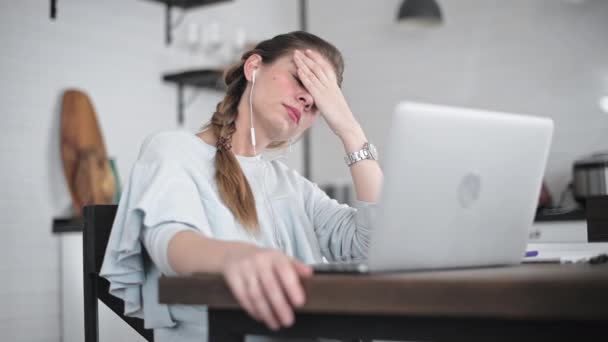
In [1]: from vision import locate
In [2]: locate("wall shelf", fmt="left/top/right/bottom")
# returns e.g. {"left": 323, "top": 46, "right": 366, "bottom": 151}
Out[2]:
{"left": 163, "top": 69, "right": 225, "bottom": 124}
{"left": 144, "top": 0, "right": 230, "bottom": 9}
{"left": 163, "top": 69, "right": 225, "bottom": 88}
{"left": 143, "top": 0, "right": 232, "bottom": 45}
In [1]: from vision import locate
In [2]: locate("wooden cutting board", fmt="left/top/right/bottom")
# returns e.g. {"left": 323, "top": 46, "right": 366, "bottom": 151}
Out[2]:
{"left": 60, "top": 89, "right": 115, "bottom": 217}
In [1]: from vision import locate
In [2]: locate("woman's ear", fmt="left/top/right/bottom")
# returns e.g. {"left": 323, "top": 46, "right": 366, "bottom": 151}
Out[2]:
{"left": 244, "top": 54, "right": 263, "bottom": 82}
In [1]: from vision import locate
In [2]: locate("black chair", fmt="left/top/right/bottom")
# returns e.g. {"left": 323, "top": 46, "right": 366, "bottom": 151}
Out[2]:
{"left": 83, "top": 204, "right": 154, "bottom": 342}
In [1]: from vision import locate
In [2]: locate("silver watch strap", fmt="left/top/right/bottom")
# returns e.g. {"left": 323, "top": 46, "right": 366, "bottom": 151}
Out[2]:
{"left": 344, "top": 143, "right": 372, "bottom": 166}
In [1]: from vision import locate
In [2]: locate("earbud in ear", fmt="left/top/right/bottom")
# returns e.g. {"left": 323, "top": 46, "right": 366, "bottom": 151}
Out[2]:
{"left": 252, "top": 69, "right": 257, "bottom": 84}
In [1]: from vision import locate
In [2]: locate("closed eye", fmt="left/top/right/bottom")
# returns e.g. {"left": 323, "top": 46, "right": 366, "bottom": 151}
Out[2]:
{"left": 292, "top": 73, "right": 317, "bottom": 112}
{"left": 292, "top": 74, "right": 304, "bottom": 87}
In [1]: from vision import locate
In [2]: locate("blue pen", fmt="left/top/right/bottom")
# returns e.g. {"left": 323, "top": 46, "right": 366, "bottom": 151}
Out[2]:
{"left": 525, "top": 250, "right": 538, "bottom": 257}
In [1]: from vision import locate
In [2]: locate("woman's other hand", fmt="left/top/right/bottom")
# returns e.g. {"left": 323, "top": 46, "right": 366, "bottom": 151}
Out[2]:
{"left": 221, "top": 247, "right": 313, "bottom": 331}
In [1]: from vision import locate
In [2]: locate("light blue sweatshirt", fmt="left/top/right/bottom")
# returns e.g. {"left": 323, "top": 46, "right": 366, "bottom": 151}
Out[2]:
{"left": 100, "top": 130, "right": 377, "bottom": 341}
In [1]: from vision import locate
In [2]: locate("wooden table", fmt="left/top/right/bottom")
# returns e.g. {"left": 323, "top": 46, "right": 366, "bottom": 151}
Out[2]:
{"left": 159, "top": 264, "right": 608, "bottom": 341}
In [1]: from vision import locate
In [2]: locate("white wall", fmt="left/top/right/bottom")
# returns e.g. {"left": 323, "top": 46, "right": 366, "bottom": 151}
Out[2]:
{"left": 307, "top": 0, "right": 608, "bottom": 201}
{"left": 0, "top": 0, "right": 298, "bottom": 341}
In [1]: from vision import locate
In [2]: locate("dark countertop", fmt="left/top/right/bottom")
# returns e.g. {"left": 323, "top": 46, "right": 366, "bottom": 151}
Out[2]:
{"left": 534, "top": 207, "right": 586, "bottom": 222}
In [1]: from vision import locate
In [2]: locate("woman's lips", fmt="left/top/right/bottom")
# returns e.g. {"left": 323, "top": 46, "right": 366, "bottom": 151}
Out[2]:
{"left": 284, "top": 104, "right": 301, "bottom": 124}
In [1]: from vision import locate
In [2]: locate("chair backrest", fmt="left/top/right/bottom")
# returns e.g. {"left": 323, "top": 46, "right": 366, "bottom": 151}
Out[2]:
{"left": 83, "top": 204, "right": 154, "bottom": 342}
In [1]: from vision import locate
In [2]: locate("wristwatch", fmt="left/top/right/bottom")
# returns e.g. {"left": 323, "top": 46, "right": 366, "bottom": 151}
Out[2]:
{"left": 344, "top": 142, "right": 379, "bottom": 166}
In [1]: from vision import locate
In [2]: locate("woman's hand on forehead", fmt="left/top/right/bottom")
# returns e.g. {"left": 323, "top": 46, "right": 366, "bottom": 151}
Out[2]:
{"left": 293, "top": 49, "right": 358, "bottom": 138}
{"left": 296, "top": 49, "right": 337, "bottom": 84}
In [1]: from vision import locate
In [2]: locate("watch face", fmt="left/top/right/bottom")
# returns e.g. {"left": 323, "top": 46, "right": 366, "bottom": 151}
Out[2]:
{"left": 368, "top": 143, "right": 378, "bottom": 160}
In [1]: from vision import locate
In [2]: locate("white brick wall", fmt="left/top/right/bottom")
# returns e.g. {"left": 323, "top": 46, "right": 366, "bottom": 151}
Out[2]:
{"left": 0, "top": 0, "right": 298, "bottom": 341}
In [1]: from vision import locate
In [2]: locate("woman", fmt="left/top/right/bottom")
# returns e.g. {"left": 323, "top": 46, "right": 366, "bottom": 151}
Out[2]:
{"left": 101, "top": 31, "right": 383, "bottom": 341}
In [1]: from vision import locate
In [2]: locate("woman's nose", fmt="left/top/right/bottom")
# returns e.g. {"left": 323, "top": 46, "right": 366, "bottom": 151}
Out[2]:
{"left": 298, "top": 94, "right": 313, "bottom": 111}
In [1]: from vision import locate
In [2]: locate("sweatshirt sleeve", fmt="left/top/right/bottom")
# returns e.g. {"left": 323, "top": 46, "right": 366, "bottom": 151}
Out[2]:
{"left": 100, "top": 132, "right": 212, "bottom": 324}
{"left": 299, "top": 176, "right": 378, "bottom": 262}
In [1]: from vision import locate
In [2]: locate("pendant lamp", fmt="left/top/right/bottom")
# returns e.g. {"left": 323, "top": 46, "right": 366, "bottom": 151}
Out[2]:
{"left": 397, "top": 0, "right": 443, "bottom": 26}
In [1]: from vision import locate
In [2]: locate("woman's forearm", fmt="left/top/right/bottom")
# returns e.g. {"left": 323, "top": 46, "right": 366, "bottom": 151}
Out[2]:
{"left": 167, "top": 230, "right": 259, "bottom": 275}
{"left": 339, "top": 123, "right": 384, "bottom": 203}
{"left": 167, "top": 230, "right": 313, "bottom": 332}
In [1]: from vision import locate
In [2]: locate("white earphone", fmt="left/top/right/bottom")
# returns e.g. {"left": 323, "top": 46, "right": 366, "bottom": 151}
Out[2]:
{"left": 249, "top": 69, "right": 257, "bottom": 155}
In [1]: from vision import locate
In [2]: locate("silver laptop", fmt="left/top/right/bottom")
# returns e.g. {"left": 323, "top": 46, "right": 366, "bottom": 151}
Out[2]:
{"left": 314, "top": 101, "right": 554, "bottom": 273}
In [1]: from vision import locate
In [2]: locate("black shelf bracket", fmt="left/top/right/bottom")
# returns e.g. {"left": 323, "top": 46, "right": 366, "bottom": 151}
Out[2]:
{"left": 166, "top": 3, "right": 172, "bottom": 45}
{"left": 163, "top": 69, "right": 225, "bottom": 125}
{"left": 164, "top": 3, "right": 187, "bottom": 46}
{"left": 177, "top": 83, "right": 185, "bottom": 124}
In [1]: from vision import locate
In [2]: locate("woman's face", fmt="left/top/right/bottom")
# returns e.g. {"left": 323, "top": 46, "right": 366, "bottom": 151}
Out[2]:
{"left": 247, "top": 52, "right": 327, "bottom": 142}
